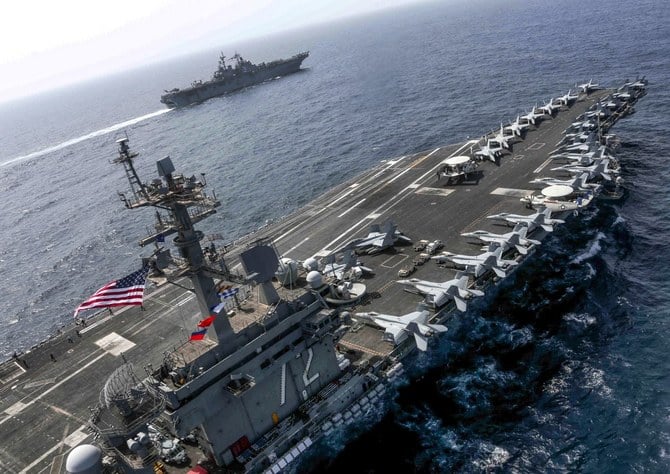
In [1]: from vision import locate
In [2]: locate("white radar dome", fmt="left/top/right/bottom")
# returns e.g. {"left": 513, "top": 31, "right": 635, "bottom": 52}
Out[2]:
{"left": 306, "top": 271, "right": 323, "bottom": 289}
{"left": 65, "top": 444, "right": 102, "bottom": 474}
{"left": 276, "top": 258, "right": 299, "bottom": 286}
{"left": 303, "top": 257, "right": 319, "bottom": 272}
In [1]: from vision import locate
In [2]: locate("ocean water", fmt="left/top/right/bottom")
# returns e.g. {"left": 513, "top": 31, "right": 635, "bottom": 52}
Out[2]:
{"left": 1, "top": 0, "right": 669, "bottom": 471}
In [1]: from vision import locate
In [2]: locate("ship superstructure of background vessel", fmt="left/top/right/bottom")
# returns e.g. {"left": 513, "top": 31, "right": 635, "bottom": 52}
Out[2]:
{"left": 0, "top": 78, "right": 647, "bottom": 474}
{"left": 160, "top": 51, "right": 309, "bottom": 108}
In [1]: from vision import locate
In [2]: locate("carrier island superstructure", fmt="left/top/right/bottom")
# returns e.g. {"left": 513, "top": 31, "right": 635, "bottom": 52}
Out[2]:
{"left": 0, "top": 78, "right": 647, "bottom": 474}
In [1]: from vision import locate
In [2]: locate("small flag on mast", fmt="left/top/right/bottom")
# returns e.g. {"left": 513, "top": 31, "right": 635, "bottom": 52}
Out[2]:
{"left": 190, "top": 314, "right": 216, "bottom": 341}
{"left": 197, "top": 316, "right": 216, "bottom": 328}
{"left": 219, "top": 287, "right": 239, "bottom": 299}
{"left": 189, "top": 328, "right": 207, "bottom": 341}
{"left": 74, "top": 266, "right": 150, "bottom": 317}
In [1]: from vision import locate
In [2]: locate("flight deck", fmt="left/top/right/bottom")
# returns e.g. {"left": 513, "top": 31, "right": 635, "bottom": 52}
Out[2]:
{"left": 0, "top": 87, "right": 631, "bottom": 473}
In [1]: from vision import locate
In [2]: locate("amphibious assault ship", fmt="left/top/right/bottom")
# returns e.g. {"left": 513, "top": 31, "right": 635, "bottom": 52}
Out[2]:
{"left": 160, "top": 51, "right": 309, "bottom": 108}
{"left": 0, "top": 78, "right": 647, "bottom": 474}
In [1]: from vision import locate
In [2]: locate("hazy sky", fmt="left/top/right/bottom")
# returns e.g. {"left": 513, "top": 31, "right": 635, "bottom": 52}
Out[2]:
{"left": 0, "top": 0, "right": 425, "bottom": 104}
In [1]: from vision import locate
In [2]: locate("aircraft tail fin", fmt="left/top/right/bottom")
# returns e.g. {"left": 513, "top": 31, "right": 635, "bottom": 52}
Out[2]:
{"left": 492, "top": 266, "right": 507, "bottom": 278}
{"left": 407, "top": 322, "right": 428, "bottom": 351}
{"left": 407, "top": 321, "right": 447, "bottom": 351}
{"left": 453, "top": 295, "right": 467, "bottom": 312}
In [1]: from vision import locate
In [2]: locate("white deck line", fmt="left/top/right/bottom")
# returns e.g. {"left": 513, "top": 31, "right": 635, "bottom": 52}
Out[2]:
{"left": 318, "top": 142, "right": 477, "bottom": 253}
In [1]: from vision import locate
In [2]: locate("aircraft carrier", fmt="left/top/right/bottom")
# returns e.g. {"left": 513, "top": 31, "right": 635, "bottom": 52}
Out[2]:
{"left": 0, "top": 79, "right": 646, "bottom": 474}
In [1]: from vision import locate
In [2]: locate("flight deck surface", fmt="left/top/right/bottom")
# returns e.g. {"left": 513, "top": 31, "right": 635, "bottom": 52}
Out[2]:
{"left": 0, "top": 90, "right": 611, "bottom": 473}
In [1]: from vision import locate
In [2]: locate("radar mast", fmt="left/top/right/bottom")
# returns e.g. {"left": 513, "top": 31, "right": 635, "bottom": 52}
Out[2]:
{"left": 113, "top": 137, "right": 236, "bottom": 350}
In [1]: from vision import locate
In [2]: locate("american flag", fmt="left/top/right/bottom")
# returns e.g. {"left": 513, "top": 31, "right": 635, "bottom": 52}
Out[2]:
{"left": 74, "top": 266, "right": 150, "bottom": 317}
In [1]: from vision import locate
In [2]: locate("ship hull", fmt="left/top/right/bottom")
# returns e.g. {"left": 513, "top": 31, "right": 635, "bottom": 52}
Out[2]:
{"left": 160, "top": 53, "right": 308, "bottom": 108}
{"left": 0, "top": 81, "right": 646, "bottom": 474}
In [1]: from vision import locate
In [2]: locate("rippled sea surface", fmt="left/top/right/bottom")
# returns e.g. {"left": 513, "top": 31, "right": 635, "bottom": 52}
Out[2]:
{"left": 1, "top": 0, "right": 668, "bottom": 471}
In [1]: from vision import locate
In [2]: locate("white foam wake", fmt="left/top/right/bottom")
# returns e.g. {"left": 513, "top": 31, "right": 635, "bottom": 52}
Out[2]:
{"left": 1, "top": 108, "right": 171, "bottom": 168}
{"left": 570, "top": 232, "right": 606, "bottom": 264}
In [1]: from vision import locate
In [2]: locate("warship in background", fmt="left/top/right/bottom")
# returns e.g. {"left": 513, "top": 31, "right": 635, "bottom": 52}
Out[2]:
{"left": 0, "top": 78, "right": 647, "bottom": 474}
{"left": 160, "top": 51, "right": 309, "bottom": 108}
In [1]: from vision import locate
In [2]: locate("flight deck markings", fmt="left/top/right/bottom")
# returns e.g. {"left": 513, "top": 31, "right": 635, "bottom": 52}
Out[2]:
{"left": 176, "top": 294, "right": 196, "bottom": 306}
{"left": 338, "top": 199, "right": 366, "bottom": 218}
{"left": 415, "top": 187, "right": 454, "bottom": 197}
{"left": 95, "top": 332, "right": 135, "bottom": 356}
{"left": 381, "top": 253, "right": 408, "bottom": 269}
{"left": 491, "top": 188, "right": 534, "bottom": 198}
{"left": 0, "top": 352, "right": 107, "bottom": 427}
{"left": 388, "top": 167, "right": 413, "bottom": 184}
{"left": 318, "top": 142, "right": 476, "bottom": 253}
{"left": 399, "top": 148, "right": 441, "bottom": 173}
{"left": 19, "top": 425, "right": 90, "bottom": 474}
{"left": 284, "top": 237, "right": 310, "bottom": 255}
{"left": 525, "top": 142, "right": 546, "bottom": 150}
{"left": 22, "top": 377, "right": 56, "bottom": 389}
{"left": 4, "top": 401, "right": 26, "bottom": 416}
{"left": 326, "top": 189, "right": 356, "bottom": 208}
{"left": 533, "top": 158, "right": 553, "bottom": 174}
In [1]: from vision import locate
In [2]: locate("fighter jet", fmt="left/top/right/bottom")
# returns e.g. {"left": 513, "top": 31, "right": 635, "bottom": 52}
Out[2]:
{"left": 619, "top": 76, "right": 647, "bottom": 91}
{"left": 503, "top": 116, "right": 530, "bottom": 137}
{"left": 551, "top": 135, "right": 598, "bottom": 155}
{"left": 343, "top": 220, "right": 412, "bottom": 254}
{"left": 432, "top": 246, "right": 518, "bottom": 278}
{"left": 461, "top": 224, "right": 541, "bottom": 256}
{"left": 554, "top": 129, "right": 594, "bottom": 148}
{"left": 487, "top": 208, "right": 565, "bottom": 233}
{"left": 553, "top": 89, "right": 579, "bottom": 107}
{"left": 353, "top": 310, "right": 447, "bottom": 351}
{"left": 396, "top": 275, "right": 484, "bottom": 312}
{"left": 474, "top": 139, "right": 505, "bottom": 163}
{"left": 551, "top": 157, "right": 618, "bottom": 181}
{"left": 537, "top": 98, "right": 559, "bottom": 117}
{"left": 494, "top": 123, "right": 520, "bottom": 148}
{"left": 530, "top": 173, "right": 602, "bottom": 193}
{"left": 577, "top": 79, "right": 600, "bottom": 94}
{"left": 564, "top": 118, "right": 596, "bottom": 134}
{"left": 520, "top": 106, "right": 545, "bottom": 126}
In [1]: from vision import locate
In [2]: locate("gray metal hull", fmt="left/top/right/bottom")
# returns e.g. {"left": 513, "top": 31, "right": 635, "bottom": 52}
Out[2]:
{"left": 160, "top": 53, "right": 308, "bottom": 108}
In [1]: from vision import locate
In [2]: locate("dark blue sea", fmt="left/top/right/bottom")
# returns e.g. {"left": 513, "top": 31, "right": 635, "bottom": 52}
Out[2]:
{"left": 1, "top": 0, "right": 668, "bottom": 471}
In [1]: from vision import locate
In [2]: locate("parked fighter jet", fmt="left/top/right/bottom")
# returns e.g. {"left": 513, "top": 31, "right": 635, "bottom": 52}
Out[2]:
{"left": 554, "top": 89, "right": 579, "bottom": 107}
{"left": 461, "top": 224, "right": 541, "bottom": 255}
{"left": 343, "top": 220, "right": 412, "bottom": 254}
{"left": 353, "top": 310, "right": 447, "bottom": 351}
{"left": 537, "top": 98, "right": 559, "bottom": 117}
{"left": 494, "top": 123, "right": 520, "bottom": 148}
{"left": 487, "top": 208, "right": 565, "bottom": 233}
{"left": 520, "top": 106, "right": 545, "bottom": 126}
{"left": 503, "top": 116, "right": 530, "bottom": 137}
{"left": 396, "top": 275, "right": 484, "bottom": 311}
{"left": 432, "top": 246, "right": 518, "bottom": 278}
{"left": 474, "top": 139, "right": 505, "bottom": 162}
{"left": 551, "top": 135, "right": 598, "bottom": 155}
{"left": 530, "top": 173, "right": 601, "bottom": 192}
{"left": 577, "top": 79, "right": 600, "bottom": 94}
{"left": 551, "top": 157, "right": 618, "bottom": 181}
